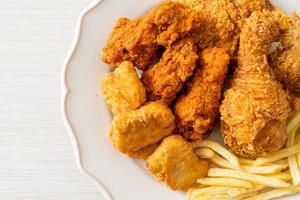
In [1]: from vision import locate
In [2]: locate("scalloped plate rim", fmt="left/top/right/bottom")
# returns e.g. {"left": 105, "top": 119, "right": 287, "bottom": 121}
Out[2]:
{"left": 61, "top": 0, "right": 113, "bottom": 199}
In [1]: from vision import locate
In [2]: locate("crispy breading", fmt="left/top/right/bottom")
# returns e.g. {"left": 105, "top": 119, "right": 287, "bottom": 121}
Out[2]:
{"left": 109, "top": 102, "right": 175, "bottom": 154}
{"left": 147, "top": 135, "right": 209, "bottom": 190}
{"left": 101, "top": 61, "right": 146, "bottom": 115}
{"left": 175, "top": 48, "right": 229, "bottom": 141}
{"left": 173, "top": 0, "right": 273, "bottom": 57}
{"left": 270, "top": 13, "right": 300, "bottom": 96}
{"left": 127, "top": 143, "right": 159, "bottom": 160}
{"left": 102, "top": 2, "right": 202, "bottom": 70}
{"left": 141, "top": 38, "right": 198, "bottom": 104}
{"left": 220, "top": 11, "right": 292, "bottom": 158}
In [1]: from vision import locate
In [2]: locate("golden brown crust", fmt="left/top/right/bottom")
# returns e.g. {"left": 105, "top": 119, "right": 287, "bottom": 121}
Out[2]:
{"left": 141, "top": 38, "right": 198, "bottom": 104}
{"left": 175, "top": 48, "right": 230, "bottom": 141}
{"left": 270, "top": 13, "right": 300, "bottom": 96}
{"left": 101, "top": 61, "right": 146, "bottom": 115}
{"left": 102, "top": 2, "right": 202, "bottom": 70}
{"left": 174, "top": 0, "right": 273, "bottom": 58}
{"left": 147, "top": 135, "right": 209, "bottom": 190}
{"left": 220, "top": 11, "right": 292, "bottom": 158}
{"left": 127, "top": 143, "right": 159, "bottom": 160}
{"left": 109, "top": 102, "right": 175, "bottom": 154}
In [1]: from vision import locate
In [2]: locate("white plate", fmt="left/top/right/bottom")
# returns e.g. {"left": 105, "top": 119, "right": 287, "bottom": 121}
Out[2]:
{"left": 62, "top": 0, "right": 300, "bottom": 199}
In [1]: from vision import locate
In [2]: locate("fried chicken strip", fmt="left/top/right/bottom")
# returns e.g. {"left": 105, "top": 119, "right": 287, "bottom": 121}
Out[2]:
{"left": 147, "top": 135, "right": 209, "bottom": 190}
{"left": 175, "top": 48, "right": 230, "bottom": 141}
{"left": 220, "top": 11, "right": 292, "bottom": 158}
{"left": 102, "top": 2, "right": 202, "bottom": 70}
{"left": 141, "top": 38, "right": 198, "bottom": 104}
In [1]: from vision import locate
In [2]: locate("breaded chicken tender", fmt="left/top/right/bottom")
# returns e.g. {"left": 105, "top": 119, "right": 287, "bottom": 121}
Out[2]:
{"left": 102, "top": 2, "right": 202, "bottom": 70}
{"left": 141, "top": 38, "right": 198, "bottom": 104}
{"left": 270, "top": 13, "right": 300, "bottom": 95}
{"left": 109, "top": 102, "right": 175, "bottom": 154}
{"left": 175, "top": 48, "right": 230, "bottom": 141}
{"left": 147, "top": 135, "right": 209, "bottom": 190}
{"left": 220, "top": 11, "right": 292, "bottom": 158}
{"left": 101, "top": 61, "right": 146, "bottom": 115}
{"left": 127, "top": 143, "right": 159, "bottom": 160}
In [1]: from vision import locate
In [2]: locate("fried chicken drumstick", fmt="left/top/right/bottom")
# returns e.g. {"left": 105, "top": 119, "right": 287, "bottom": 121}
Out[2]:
{"left": 220, "top": 11, "right": 292, "bottom": 158}
{"left": 102, "top": 2, "right": 202, "bottom": 70}
{"left": 175, "top": 48, "right": 230, "bottom": 141}
{"left": 270, "top": 13, "right": 300, "bottom": 96}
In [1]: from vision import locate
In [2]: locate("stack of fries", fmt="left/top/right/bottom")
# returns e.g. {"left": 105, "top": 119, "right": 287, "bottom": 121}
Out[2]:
{"left": 188, "top": 111, "right": 300, "bottom": 200}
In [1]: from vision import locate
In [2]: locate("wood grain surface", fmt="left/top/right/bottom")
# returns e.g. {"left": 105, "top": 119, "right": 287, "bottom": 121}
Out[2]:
{"left": 0, "top": 1, "right": 104, "bottom": 199}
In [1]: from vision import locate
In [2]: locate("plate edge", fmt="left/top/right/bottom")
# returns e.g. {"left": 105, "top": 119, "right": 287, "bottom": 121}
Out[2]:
{"left": 61, "top": 0, "right": 113, "bottom": 199}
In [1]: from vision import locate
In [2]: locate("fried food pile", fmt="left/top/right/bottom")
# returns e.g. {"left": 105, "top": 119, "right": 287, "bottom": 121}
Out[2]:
{"left": 101, "top": 0, "right": 300, "bottom": 195}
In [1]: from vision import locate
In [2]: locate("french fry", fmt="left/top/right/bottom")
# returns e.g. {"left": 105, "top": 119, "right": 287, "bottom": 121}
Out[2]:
{"left": 287, "top": 126, "right": 300, "bottom": 185}
{"left": 227, "top": 187, "right": 254, "bottom": 197}
{"left": 239, "top": 158, "right": 255, "bottom": 165}
{"left": 267, "top": 171, "right": 292, "bottom": 182}
{"left": 187, "top": 186, "right": 232, "bottom": 196}
{"left": 197, "top": 177, "right": 253, "bottom": 188}
{"left": 210, "top": 155, "right": 234, "bottom": 169}
{"left": 287, "top": 111, "right": 300, "bottom": 134}
{"left": 244, "top": 186, "right": 300, "bottom": 200}
{"left": 242, "top": 164, "right": 288, "bottom": 174}
{"left": 208, "top": 168, "right": 290, "bottom": 188}
{"left": 232, "top": 191, "right": 258, "bottom": 200}
{"left": 253, "top": 144, "right": 300, "bottom": 165}
{"left": 211, "top": 155, "right": 287, "bottom": 174}
{"left": 194, "top": 148, "right": 216, "bottom": 159}
{"left": 192, "top": 140, "right": 240, "bottom": 168}
{"left": 187, "top": 193, "right": 231, "bottom": 200}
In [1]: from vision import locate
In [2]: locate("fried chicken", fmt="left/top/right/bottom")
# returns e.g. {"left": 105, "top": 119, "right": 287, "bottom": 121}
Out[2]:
{"left": 173, "top": 0, "right": 273, "bottom": 57}
{"left": 109, "top": 102, "right": 175, "bottom": 154}
{"left": 220, "top": 11, "right": 292, "bottom": 158}
{"left": 127, "top": 143, "right": 159, "bottom": 160}
{"left": 101, "top": 61, "right": 146, "bottom": 115}
{"left": 147, "top": 135, "right": 209, "bottom": 190}
{"left": 270, "top": 13, "right": 300, "bottom": 96}
{"left": 102, "top": 2, "right": 202, "bottom": 70}
{"left": 175, "top": 48, "right": 230, "bottom": 141}
{"left": 141, "top": 38, "right": 198, "bottom": 104}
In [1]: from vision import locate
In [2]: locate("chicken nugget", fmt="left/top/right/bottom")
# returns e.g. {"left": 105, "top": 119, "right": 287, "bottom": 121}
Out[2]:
{"left": 101, "top": 61, "right": 146, "bottom": 115}
{"left": 109, "top": 102, "right": 175, "bottom": 154}
{"left": 147, "top": 135, "right": 209, "bottom": 190}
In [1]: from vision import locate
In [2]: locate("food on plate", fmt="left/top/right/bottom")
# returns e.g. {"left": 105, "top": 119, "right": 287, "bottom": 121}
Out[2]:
{"left": 174, "top": 48, "right": 229, "bottom": 141}
{"left": 102, "top": 2, "right": 202, "bottom": 70}
{"left": 173, "top": 0, "right": 273, "bottom": 57}
{"left": 109, "top": 101, "right": 175, "bottom": 154}
{"left": 193, "top": 140, "right": 240, "bottom": 169}
{"left": 101, "top": 61, "right": 146, "bottom": 115}
{"left": 197, "top": 177, "right": 253, "bottom": 188}
{"left": 189, "top": 111, "right": 300, "bottom": 200}
{"left": 270, "top": 13, "right": 300, "bottom": 95}
{"left": 100, "top": 0, "right": 300, "bottom": 199}
{"left": 220, "top": 11, "right": 292, "bottom": 158}
{"left": 126, "top": 143, "right": 159, "bottom": 160}
{"left": 147, "top": 135, "right": 209, "bottom": 190}
{"left": 141, "top": 38, "right": 198, "bottom": 104}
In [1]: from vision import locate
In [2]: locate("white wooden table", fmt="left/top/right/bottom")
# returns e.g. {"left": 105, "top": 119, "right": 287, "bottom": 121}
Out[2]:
{"left": 0, "top": 1, "right": 103, "bottom": 199}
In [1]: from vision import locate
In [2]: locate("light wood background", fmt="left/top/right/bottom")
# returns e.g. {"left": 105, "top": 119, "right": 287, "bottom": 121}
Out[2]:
{"left": 0, "top": 1, "right": 103, "bottom": 199}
